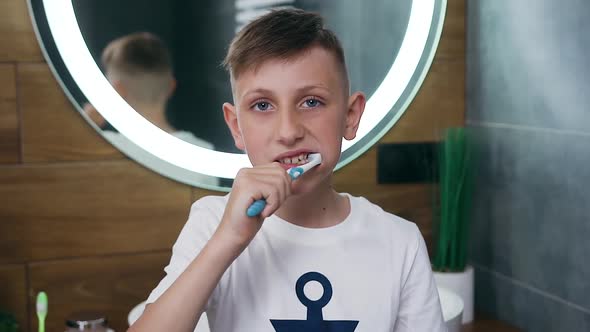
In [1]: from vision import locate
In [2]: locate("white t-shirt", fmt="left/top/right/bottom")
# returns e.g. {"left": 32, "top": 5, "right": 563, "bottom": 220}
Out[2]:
{"left": 147, "top": 194, "right": 446, "bottom": 332}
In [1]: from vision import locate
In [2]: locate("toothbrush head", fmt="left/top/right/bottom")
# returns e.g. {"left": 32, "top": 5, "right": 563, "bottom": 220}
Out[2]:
{"left": 36, "top": 291, "right": 48, "bottom": 318}
{"left": 307, "top": 153, "right": 322, "bottom": 164}
{"left": 288, "top": 153, "right": 322, "bottom": 180}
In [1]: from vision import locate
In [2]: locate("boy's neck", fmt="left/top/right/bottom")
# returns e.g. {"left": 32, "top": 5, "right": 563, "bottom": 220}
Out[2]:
{"left": 274, "top": 180, "right": 350, "bottom": 229}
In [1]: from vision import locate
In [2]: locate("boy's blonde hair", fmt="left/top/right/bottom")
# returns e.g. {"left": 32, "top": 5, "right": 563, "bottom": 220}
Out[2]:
{"left": 101, "top": 32, "right": 173, "bottom": 104}
{"left": 223, "top": 8, "right": 349, "bottom": 89}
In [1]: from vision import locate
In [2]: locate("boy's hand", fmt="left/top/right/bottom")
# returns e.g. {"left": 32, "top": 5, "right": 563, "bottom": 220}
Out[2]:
{"left": 218, "top": 162, "right": 292, "bottom": 249}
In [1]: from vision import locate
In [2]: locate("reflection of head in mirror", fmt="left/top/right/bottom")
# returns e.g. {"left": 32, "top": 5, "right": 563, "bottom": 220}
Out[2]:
{"left": 85, "top": 33, "right": 216, "bottom": 187}
{"left": 84, "top": 32, "right": 176, "bottom": 133}
{"left": 132, "top": 9, "right": 445, "bottom": 332}
{"left": 85, "top": 32, "right": 213, "bottom": 149}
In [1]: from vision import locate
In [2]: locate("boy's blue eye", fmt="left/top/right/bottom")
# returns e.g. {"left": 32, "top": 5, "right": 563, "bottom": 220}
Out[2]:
{"left": 304, "top": 98, "right": 322, "bottom": 108}
{"left": 254, "top": 102, "right": 271, "bottom": 111}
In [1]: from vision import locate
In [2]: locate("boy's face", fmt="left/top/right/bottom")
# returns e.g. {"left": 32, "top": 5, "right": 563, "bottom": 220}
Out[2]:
{"left": 223, "top": 46, "right": 365, "bottom": 193}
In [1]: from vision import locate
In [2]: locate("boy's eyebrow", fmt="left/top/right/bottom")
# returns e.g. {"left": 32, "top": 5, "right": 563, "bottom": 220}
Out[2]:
{"left": 240, "top": 88, "right": 275, "bottom": 100}
{"left": 241, "top": 85, "right": 331, "bottom": 100}
{"left": 295, "top": 84, "right": 331, "bottom": 94}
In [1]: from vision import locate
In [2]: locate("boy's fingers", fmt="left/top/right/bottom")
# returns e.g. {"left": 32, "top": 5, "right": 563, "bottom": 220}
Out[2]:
{"left": 249, "top": 164, "right": 292, "bottom": 195}
{"left": 235, "top": 162, "right": 293, "bottom": 218}
{"left": 259, "top": 189, "right": 282, "bottom": 218}
{"left": 272, "top": 169, "right": 292, "bottom": 208}
{"left": 280, "top": 171, "right": 291, "bottom": 203}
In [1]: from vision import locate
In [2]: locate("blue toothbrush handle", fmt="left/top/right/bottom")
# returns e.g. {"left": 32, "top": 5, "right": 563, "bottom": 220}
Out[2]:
{"left": 246, "top": 199, "right": 267, "bottom": 217}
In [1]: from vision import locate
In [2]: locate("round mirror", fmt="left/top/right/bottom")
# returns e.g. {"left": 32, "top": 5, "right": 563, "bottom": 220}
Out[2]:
{"left": 28, "top": 0, "right": 446, "bottom": 191}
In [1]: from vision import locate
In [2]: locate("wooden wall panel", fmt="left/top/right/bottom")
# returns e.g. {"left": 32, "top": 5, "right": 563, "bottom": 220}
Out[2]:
{"left": 0, "top": 0, "right": 43, "bottom": 62}
{"left": 0, "top": 161, "right": 192, "bottom": 263}
{"left": 382, "top": 59, "right": 465, "bottom": 143}
{"left": 19, "top": 64, "right": 124, "bottom": 162}
{"left": 28, "top": 252, "right": 170, "bottom": 332}
{"left": 0, "top": 264, "right": 28, "bottom": 332}
{"left": 436, "top": 0, "right": 466, "bottom": 60}
{"left": 0, "top": 64, "right": 19, "bottom": 163}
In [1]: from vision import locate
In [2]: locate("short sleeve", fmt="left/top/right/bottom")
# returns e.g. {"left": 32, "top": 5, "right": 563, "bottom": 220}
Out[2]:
{"left": 145, "top": 197, "right": 224, "bottom": 311}
{"left": 393, "top": 225, "right": 447, "bottom": 332}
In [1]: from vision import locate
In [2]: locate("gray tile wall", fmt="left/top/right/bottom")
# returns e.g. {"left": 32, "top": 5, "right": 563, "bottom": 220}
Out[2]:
{"left": 466, "top": 0, "right": 590, "bottom": 331}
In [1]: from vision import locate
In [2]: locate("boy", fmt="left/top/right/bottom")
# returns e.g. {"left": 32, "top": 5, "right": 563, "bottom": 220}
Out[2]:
{"left": 130, "top": 9, "right": 446, "bottom": 332}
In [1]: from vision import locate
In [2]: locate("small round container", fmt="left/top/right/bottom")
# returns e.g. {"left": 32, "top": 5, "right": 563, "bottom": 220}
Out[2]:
{"left": 64, "top": 312, "right": 114, "bottom": 332}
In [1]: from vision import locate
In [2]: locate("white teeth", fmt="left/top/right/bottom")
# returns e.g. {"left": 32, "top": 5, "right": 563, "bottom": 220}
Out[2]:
{"left": 280, "top": 153, "right": 309, "bottom": 165}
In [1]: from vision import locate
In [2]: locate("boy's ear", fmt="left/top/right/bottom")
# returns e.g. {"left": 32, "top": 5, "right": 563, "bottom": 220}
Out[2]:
{"left": 222, "top": 102, "right": 246, "bottom": 151}
{"left": 343, "top": 91, "right": 366, "bottom": 140}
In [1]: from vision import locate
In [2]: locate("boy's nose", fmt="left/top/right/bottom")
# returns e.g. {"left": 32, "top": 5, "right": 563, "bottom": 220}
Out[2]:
{"left": 275, "top": 109, "right": 304, "bottom": 146}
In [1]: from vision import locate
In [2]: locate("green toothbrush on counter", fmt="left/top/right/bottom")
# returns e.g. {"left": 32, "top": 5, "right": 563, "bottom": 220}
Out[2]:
{"left": 36, "top": 291, "right": 47, "bottom": 332}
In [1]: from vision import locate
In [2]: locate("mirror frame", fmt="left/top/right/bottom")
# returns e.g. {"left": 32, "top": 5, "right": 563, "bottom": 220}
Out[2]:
{"left": 28, "top": 0, "right": 446, "bottom": 191}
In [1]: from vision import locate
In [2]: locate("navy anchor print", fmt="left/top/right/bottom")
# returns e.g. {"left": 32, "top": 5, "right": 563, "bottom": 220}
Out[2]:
{"left": 270, "top": 272, "right": 359, "bottom": 332}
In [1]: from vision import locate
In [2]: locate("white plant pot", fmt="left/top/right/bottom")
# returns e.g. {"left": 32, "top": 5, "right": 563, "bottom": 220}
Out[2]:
{"left": 433, "top": 265, "right": 474, "bottom": 324}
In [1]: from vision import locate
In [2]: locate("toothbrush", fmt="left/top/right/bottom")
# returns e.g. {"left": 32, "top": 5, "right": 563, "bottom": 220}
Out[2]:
{"left": 36, "top": 291, "right": 47, "bottom": 332}
{"left": 246, "top": 153, "right": 322, "bottom": 217}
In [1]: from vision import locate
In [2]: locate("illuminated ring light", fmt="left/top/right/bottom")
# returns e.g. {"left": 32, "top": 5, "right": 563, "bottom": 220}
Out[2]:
{"left": 33, "top": 0, "right": 445, "bottom": 189}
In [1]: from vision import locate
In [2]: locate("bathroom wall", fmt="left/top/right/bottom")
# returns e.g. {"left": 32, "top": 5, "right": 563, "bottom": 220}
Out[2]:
{"left": 0, "top": 0, "right": 465, "bottom": 331}
{"left": 467, "top": 0, "right": 590, "bottom": 330}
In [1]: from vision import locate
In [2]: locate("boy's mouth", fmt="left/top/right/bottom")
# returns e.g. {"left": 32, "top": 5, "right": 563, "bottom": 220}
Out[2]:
{"left": 276, "top": 152, "right": 311, "bottom": 166}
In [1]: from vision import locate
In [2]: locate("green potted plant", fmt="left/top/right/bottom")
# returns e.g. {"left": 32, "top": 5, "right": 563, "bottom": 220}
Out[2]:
{"left": 432, "top": 127, "right": 474, "bottom": 324}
